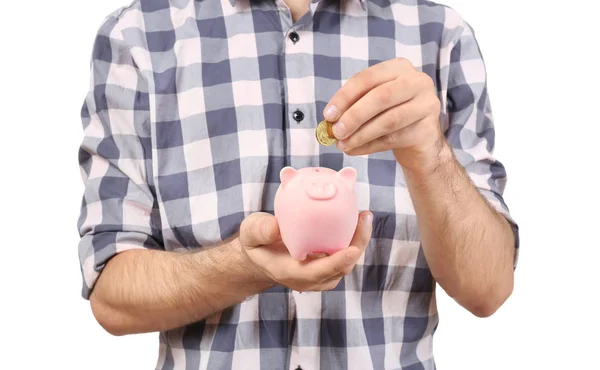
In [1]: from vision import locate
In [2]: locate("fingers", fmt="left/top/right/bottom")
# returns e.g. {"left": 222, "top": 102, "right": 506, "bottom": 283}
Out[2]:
{"left": 292, "top": 211, "right": 373, "bottom": 284}
{"left": 331, "top": 77, "right": 424, "bottom": 141}
{"left": 243, "top": 211, "right": 374, "bottom": 293}
{"left": 239, "top": 212, "right": 280, "bottom": 249}
{"left": 337, "top": 94, "right": 433, "bottom": 152}
{"left": 307, "top": 211, "right": 373, "bottom": 281}
{"left": 277, "top": 246, "right": 354, "bottom": 287}
{"left": 323, "top": 58, "right": 416, "bottom": 124}
{"left": 350, "top": 211, "right": 374, "bottom": 254}
{"left": 304, "top": 277, "right": 344, "bottom": 292}
{"left": 344, "top": 118, "right": 436, "bottom": 157}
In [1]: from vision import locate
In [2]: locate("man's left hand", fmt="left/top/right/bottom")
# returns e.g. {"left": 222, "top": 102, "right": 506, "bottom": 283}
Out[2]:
{"left": 323, "top": 58, "right": 447, "bottom": 173}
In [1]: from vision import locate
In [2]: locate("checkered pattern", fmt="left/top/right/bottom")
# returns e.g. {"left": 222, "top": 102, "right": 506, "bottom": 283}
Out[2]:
{"left": 77, "top": 0, "right": 519, "bottom": 368}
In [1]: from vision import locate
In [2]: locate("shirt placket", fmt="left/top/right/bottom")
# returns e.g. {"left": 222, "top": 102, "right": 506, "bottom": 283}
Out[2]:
{"left": 289, "top": 291, "right": 323, "bottom": 370}
{"left": 277, "top": 0, "right": 321, "bottom": 170}
{"left": 276, "top": 4, "right": 323, "bottom": 370}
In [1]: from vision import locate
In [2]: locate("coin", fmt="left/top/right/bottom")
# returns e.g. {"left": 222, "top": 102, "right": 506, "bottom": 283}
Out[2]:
{"left": 316, "top": 120, "right": 337, "bottom": 146}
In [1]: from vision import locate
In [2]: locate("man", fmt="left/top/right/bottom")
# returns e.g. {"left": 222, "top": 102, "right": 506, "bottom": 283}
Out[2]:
{"left": 77, "top": 0, "right": 519, "bottom": 368}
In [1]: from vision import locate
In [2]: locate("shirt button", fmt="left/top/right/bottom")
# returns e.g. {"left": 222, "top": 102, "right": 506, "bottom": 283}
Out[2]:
{"left": 292, "top": 110, "right": 304, "bottom": 122}
{"left": 289, "top": 31, "right": 300, "bottom": 44}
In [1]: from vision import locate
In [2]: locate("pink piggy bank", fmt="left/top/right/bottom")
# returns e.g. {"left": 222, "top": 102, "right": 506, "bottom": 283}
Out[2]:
{"left": 274, "top": 166, "right": 359, "bottom": 261}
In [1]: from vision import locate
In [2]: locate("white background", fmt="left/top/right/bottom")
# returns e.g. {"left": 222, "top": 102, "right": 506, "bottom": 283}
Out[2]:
{"left": 1, "top": 0, "right": 598, "bottom": 369}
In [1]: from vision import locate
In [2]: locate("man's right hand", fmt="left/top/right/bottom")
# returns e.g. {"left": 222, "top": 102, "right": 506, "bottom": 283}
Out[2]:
{"left": 238, "top": 211, "right": 373, "bottom": 292}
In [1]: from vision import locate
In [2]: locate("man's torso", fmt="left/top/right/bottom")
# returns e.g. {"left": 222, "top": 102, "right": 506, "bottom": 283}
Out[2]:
{"left": 94, "top": 0, "right": 470, "bottom": 368}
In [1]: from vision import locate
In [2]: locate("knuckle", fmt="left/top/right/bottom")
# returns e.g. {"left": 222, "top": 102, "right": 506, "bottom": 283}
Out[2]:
{"left": 427, "top": 97, "right": 441, "bottom": 114}
{"left": 382, "top": 113, "right": 396, "bottom": 131}
{"left": 344, "top": 108, "right": 361, "bottom": 127}
{"left": 417, "top": 72, "right": 435, "bottom": 90}
{"left": 340, "top": 75, "right": 367, "bottom": 94}
{"left": 422, "top": 93, "right": 440, "bottom": 114}
{"left": 376, "top": 84, "right": 394, "bottom": 105}
{"left": 383, "top": 132, "right": 398, "bottom": 147}
{"left": 395, "top": 57, "right": 413, "bottom": 69}
{"left": 395, "top": 75, "right": 412, "bottom": 90}
{"left": 391, "top": 107, "right": 405, "bottom": 126}
{"left": 244, "top": 212, "right": 262, "bottom": 229}
{"left": 243, "top": 213, "right": 273, "bottom": 246}
{"left": 336, "top": 88, "right": 353, "bottom": 106}
{"left": 347, "top": 72, "right": 370, "bottom": 94}
{"left": 361, "top": 68, "right": 377, "bottom": 85}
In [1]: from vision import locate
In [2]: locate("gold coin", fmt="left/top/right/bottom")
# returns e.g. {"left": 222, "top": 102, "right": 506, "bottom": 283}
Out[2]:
{"left": 316, "top": 120, "right": 337, "bottom": 146}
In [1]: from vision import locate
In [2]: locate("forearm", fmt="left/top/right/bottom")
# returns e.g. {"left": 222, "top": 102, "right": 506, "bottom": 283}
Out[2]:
{"left": 404, "top": 143, "right": 515, "bottom": 317}
{"left": 89, "top": 238, "right": 274, "bottom": 335}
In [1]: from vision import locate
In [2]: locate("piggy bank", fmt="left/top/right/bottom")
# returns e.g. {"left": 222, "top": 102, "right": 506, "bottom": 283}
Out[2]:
{"left": 274, "top": 166, "right": 359, "bottom": 261}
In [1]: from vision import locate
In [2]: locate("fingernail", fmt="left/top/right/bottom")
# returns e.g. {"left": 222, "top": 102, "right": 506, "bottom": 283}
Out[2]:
{"left": 332, "top": 121, "right": 346, "bottom": 139}
{"left": 324, "top": 105, "right": 339, "bottom": 120}
{"left": 363, "top": 213, "right": 373, "bottom": 225}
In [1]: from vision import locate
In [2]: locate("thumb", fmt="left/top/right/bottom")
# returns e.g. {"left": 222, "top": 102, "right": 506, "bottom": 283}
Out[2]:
{"left": 239, "top": 212, "right": 281, "bottom": 249}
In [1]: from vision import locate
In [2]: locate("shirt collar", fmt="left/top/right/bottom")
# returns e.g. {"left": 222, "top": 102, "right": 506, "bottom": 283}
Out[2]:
{"left": 227, "top": 0, "right": 367, "bottom": 11}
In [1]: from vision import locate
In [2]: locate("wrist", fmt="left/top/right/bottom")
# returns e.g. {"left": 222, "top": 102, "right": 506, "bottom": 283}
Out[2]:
{"left": 189, "top": 240, "right": 275, "bottom": 294}
{"left": 400, "top": 137, "right": 455, "bottom": 180}
{"left": 234, "top": 238, "right": 277, "bottom": 289}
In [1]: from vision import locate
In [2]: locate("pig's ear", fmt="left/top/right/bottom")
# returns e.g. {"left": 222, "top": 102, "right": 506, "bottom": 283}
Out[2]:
{"left": 280, "top": 167, "right": 297, "bottom": 185}
{"left": 338, "top": 167, "right": 357, "bottom": 186}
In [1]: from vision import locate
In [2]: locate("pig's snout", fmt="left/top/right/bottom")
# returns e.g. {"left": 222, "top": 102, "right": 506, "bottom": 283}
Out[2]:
{"left": 306, "top": 181, "right": 337, "bottom": 200}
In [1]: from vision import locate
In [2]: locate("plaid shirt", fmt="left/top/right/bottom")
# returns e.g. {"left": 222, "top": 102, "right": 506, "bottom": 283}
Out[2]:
{"left": 77, "top": 0, "right": 519, "bottom": 369}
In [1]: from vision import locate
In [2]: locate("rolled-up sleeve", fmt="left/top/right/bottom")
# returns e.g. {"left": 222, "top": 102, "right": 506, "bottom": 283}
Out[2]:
{"left": 443, "top": 19, "right": 520, "bottom": 267}
{"left": 77, "top": 15, "right": 163, "bottom": 299}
